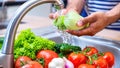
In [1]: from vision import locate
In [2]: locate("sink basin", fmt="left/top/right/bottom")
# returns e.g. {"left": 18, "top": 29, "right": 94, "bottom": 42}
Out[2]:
{"left": 38, "top": 26, "right": 120, "bottom": 68}
{"left": 1, "top": 26, "right": 120, "bottom": 67}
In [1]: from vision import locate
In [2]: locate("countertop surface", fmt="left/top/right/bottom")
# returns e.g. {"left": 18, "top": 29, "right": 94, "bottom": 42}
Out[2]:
{"left": 0, "top": 15, "right": 120, "bottom": 42}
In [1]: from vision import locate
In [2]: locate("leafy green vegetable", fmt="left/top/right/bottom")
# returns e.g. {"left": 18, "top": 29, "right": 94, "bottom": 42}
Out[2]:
{"left": 64, "top": 10, "right": 87, "bottom": 30}
{"left": 54, "top": 15, "right": 66, "bottom": 30}
{"left": 14, "top": 29, "right": 55, "bottom": 59}
{"left": 0, "top": 37, "right": 4, "bottom": 50}
{"left": 54, "top": 43, "right": 81, "bottom": 55}
{"left": 53, "top": 43, "right": 62, "bottom": 53}
{"left": 54, "top": 10, "right": 89, "bottom": 30}
{"left": 60, "top": 43, "right": 81, "bottom": 54}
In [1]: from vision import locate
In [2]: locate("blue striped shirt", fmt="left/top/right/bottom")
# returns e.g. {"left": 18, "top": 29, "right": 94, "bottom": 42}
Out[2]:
{"left": 86, "top": 0, "right": 120, "bottom": 30}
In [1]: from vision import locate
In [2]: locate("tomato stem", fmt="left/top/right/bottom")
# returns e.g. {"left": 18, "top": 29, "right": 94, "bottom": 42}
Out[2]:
{"left": 87, "top": 56, "right": 93, "bottom": 64}
{"left": 20, "top": 60, "right": 26, "bottom": 66}
{"left": 36, "top": 58, "right": 45, "bottom": 66}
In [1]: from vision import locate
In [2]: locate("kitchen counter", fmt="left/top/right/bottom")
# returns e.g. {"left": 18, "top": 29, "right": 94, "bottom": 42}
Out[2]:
{"left": 95, "top": 29, "right": 120, "bottom": 42}
{"left": 0, "top": 15, "right": 120, "bottom": 42}
{"left": 0, "top": 15, "right": 53, "bottom": 36}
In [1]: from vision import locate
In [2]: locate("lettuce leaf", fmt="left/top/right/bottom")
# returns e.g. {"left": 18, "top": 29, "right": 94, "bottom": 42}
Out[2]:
{"left": 14, "top": 29, "right": 55, "bottom": 59}
{"left": 54, "top": 10, "right": 89, "bottom": 30}
{"left": 53, "top": 15, "right": 66, "bottom": 30}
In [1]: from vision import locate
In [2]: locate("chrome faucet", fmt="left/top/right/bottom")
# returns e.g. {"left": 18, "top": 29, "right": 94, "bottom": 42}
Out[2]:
{"left": 0, "top": 0, "right": 64, "bottom": 68}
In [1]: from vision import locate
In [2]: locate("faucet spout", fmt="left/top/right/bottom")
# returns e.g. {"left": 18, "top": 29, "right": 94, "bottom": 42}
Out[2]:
{"left": 55, "top": 0, "right": 64, "bottom": 9}
{"left": 0, "top": 0, "right": 64, "bottom": 68}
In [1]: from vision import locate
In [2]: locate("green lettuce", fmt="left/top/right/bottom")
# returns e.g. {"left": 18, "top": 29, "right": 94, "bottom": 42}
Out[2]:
{"left": 54, "top": 15, "right": 66, "bottom": 30}
{"left": 54, "top": 10, "right": 89, "bottom": 30}
{"left": 14, "top": 29, "right": 55, "bottom": 59}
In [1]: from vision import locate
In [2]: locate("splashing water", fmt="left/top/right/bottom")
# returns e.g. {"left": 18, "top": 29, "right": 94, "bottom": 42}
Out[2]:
{"left": 57, "top": 30, "right": 74, "bottom": 44}
{"left": 53, "top": 8, "right": 75, "bottom": 44}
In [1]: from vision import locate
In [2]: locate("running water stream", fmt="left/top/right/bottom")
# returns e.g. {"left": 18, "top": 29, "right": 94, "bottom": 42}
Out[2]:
{"left": 53, "top": 6, "right": 75, "bottom": 44}
{"left": 57, "top": 30, "right": 74, "bottom": 44}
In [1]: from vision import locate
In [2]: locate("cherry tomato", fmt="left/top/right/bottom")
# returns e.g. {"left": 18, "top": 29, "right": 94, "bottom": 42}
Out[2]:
{"left": 21, "top": 61, "right": 43, "bottom": 68}
{"left": 36, "top": 50, "right": 58, "bottom": 68}
{"left": 103, "top": 52, "right": 115, "bottom": 67}
{"left": 68, "top": 52, "right": 87, "bottom": 68}
{"left": 78, "top": 64, "right": 96, "bottom": 68}
{"left": 15, "top": 56, "right": 32, "bottom": 68}
{"left": 93, "top": 57, "right": 109, "bottom": 68}
{"left": 83, "top": 46, "right": 98, "bottom": 56}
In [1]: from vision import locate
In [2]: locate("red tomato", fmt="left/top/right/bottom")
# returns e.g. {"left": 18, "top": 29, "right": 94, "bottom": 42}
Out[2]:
{"left": 78, "top": 64, "right": 96, "bottom": 68}
{"left": 36, "top": 50, "right": 58, "bottom": 68}
{"left": 68, "top": 52, "right": 87, "bottom": 68}
{"left": 103, "top": 52, "right": 115, "bottom": 67}
{"left": 93, "top": 57, "right": 109, "bottom": 68}
{"left": 15, "top": 56, "right": 32, "bottom": 68}
{"left": 21, "top": 61, "right": 43, "bottom": 68}
{"left": 83, "top": 46, "right": 98, "bottom": 56}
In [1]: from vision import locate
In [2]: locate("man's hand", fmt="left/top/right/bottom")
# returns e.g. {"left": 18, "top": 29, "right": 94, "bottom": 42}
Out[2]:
{"left": 49, "top": 0, "right": 85, "bottom": 19}
{"left": 67, "top": 3, "right": 120, "bottom": 36}
{"left": 49, "top": 9, "right": 68, "bottom": 19}
{"left": 67, "top": 12, "right": 111, "bottom": 36}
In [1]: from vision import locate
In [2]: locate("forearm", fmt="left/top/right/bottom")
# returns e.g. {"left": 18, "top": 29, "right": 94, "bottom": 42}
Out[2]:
{"left": 106, "top": 3, "right": 120, "bottom": 24}
{"left": 66, "top": 0, "right": 85, "bottom": 13}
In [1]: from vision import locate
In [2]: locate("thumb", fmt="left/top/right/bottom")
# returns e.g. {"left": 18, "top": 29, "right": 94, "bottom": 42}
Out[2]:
{"left": 61, "top": 9, "right": 68, "bottom": 15}
{"left": 77, "top": 14, "right": 96, "bottom": 26}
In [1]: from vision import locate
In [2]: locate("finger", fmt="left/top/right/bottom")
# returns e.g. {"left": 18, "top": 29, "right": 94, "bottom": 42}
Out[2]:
{"left": 77, "top": 27, "right": 95, "bottom": 36}
{"left": 53, "top": 12, "right": 59, "bottom": 19}
{"left": 77, "top": 20, "right": 84, "bottom": 26}
{"left": 67, "top": 27, "right": 95, "bottom": 36}
{"left": 61, "top": 9, "right": 68, "bottom": 15}
{"left": 49, "top": 12, "right": 59, "bottom": 19}
{"left": 77, "top": 20, "right": 105, "bottom": 36}
{"left": 66, "top": 30, "right": 80, "bottom": 36}
{"left": 78, "top": 14, "right": 96, "bottom": 26}
{"left": 49, "top": 13, "right": 54, "bottom": 19}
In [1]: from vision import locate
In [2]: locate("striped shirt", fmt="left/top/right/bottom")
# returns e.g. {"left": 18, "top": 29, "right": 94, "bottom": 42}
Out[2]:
{"left": 86, "top": 0, "right": 120, "bottom": 30}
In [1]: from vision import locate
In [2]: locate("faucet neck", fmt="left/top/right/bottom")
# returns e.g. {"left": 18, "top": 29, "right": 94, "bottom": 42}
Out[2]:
{"left": 2, "top": 0, "right": 64, "bottom": 54}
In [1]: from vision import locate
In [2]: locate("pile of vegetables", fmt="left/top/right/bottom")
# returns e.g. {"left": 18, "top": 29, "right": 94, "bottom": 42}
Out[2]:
{"left": 53, "top": 10, "right": 89, "bottom": 30}
{"left": 14, "top": 29, "right": 81, "bottom": 68}
{"left": 14, "top": 29, "right": 55, "bottom": 59}
{"left": 14, "top": 29, "right": 115, "bottom": 68}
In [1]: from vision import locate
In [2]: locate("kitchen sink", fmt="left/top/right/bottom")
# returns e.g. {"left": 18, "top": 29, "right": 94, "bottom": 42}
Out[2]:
{"left": 1, "top": 26, "right": 120, "bottom": 68}
{"left": 38, "top": 27, "right": 120, "bottom": 68}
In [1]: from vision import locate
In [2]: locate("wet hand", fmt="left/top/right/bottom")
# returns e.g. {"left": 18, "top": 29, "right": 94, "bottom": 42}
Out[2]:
{"left": 67, "top": 12, "right": 111, "bottom": 36}
{"left": 49, "top": 9, "right": 68, "bottom": 19}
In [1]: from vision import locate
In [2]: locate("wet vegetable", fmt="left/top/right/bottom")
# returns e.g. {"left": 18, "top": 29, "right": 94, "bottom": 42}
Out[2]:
{"left": 63, "top": 57, "right": 74, "bottom": 68}
{"left": 13, "top": 29, "right": 115, "bottom": 68}
{"left": 68, "top": 52, "right": 88, "bottom": 68}
{"left": 54, "top": 15, "right": 66, "bottom": 30}
{"left": 48, "top": 58, "right": 65, "bottom": 68}
{"left": 103, "top": 52, "right": 115, "bottom": 67}
{"left": 78, "top": 64, "right": 96, "bottom": 68}
{"left": 15, "top": 56, "right": 32, "bottom": 68}
{"left": 54, "top": 43, "right": 81, "bottom": 55}
{"left": 14, "top": 29, "right": 55, "bottom": 59}
{"left": 54, "top": 10, "right": 89, "bottom": 30}
{"left": 21, "top": 61, "right": 43, "bottom": 68}
{"left": 36, "top": 50, "right": 58, "bottom": 68}
{"left": 83, "top": 46, "right": 98, "bottom": 56}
